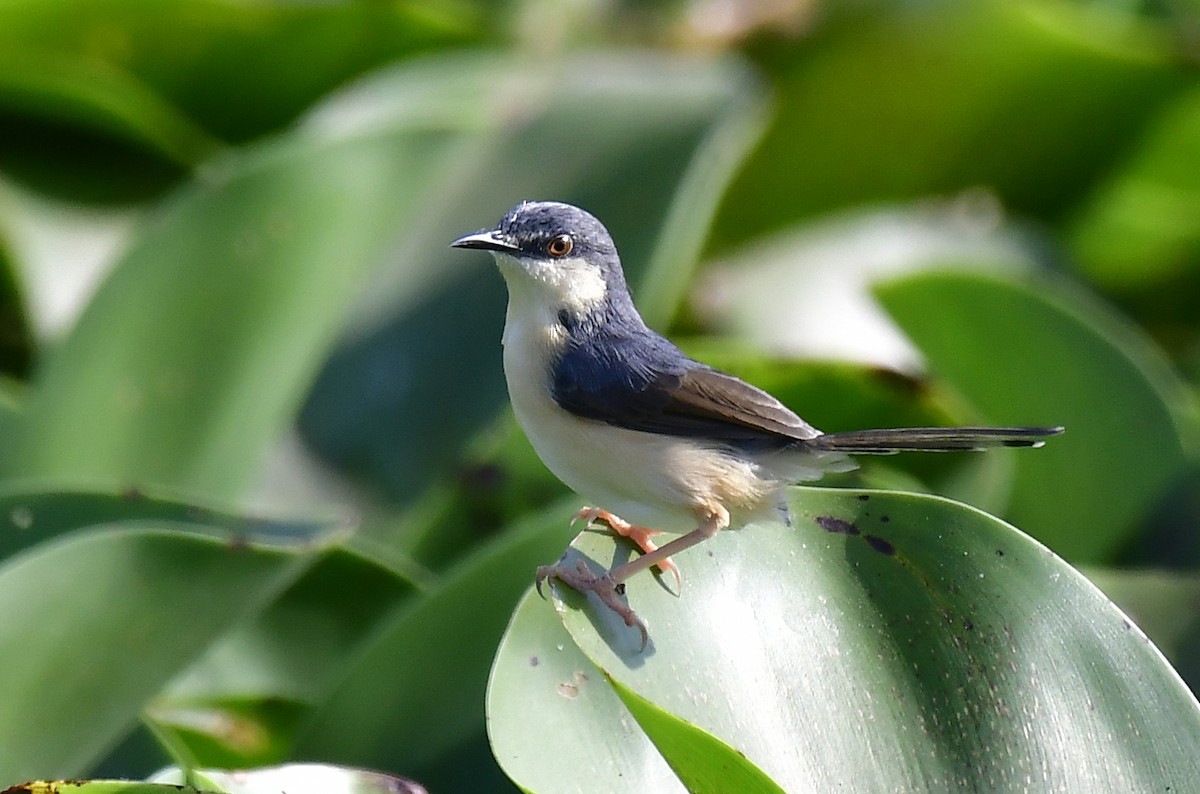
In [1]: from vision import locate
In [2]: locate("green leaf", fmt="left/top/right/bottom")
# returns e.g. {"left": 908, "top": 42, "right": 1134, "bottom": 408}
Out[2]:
{"left": 150, "top": 762, "right": 427, "bottom": 794}
{"left": 1086, "top": 567, "right": 1200, "bottom": 691}
{"left": 0, "top": 204, "right": 34, "bottom": 377}
{"left": 711, "top": 0, "right": 1190, "bottom": 251}
{"left": 6, "top": 115, "right": 457, "bottom": 499}
{"left": 533, "top": 488, "right": 1200, "bottom": 792}
{"left": 874, "top": 269, "right": 1196, "bottom": 562}
{"left": 0, "top": 1, "right": 472, "bottom": 199}
{"left": 0, "top": 486, "right": 331, "bottom": 562}
{"left": 605, "top": 682, "right": 786, "bottom": 794}
{"left": 149, "top": 543, "right": 424, "bottom": 769}
{"left": 295, "top": 502, "right": 577, "bottom": 773}
{"left": 487, "top": 587, "right": 688, "bottom": 794}
{"left": 0, "top": 497, "right": 340, "bottom": 782}
{"left": 2, "top": 784, "right": 219, "bottom": 794}
{"left": 1069, "top": 85, "right": 1200, "bottom": 289}
{"left": 0, "top": 0, "right": 472, "bottom": 144}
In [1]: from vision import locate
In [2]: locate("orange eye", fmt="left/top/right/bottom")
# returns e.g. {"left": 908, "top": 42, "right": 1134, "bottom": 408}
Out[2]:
{"left": 546, "top": 234, "right": 573, "bottom": 258}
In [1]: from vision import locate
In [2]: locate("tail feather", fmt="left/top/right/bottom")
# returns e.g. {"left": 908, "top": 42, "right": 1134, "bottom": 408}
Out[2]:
{"left": 810, "top": 426, "right": 1064, "bottom": 454}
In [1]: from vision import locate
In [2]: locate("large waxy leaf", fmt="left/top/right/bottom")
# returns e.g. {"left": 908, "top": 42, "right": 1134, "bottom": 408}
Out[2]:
{"left": 492, "top": 487, "right": 1200, "bottom": 792}
{"left": 710, "top": 0, "right": 1190, "bottom": 252}
{"left": 1069, "top": 84, "right": 1200, "bottom": 289}
{"left": 0, "top": 487, "right": 331, "bottom": 562}
{"left": 874, "top": 269, "right": 1197, "bottom": 563}
{"left": 0, "top": 0, "right": 470, "bottom": 144}
{"left": 150, "top": 763, "right": 428, "bottom": 794}
{"left": 1086, "top": 567, "right": 1200, "bottom": 693}
{"left": 0, "top": 0, "right": 469, "bottom": 200}
{"left": 294, "top": 502, "right": 579, "bottom": 773}
{"left": 487, "top": 589, "right": 687, "bottom": 794}
{"left": 0, "top": 493, "right": 341, "bottom": 782}
{"left": 5, "top": 126, "right": 457, "bottom": 498}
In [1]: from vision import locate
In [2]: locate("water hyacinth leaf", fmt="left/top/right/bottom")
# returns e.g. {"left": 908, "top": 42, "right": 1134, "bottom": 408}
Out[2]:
{"left": 711, "top": 0, "right": 1189, "bottom": 251}
{"left": 543, "top": 488, "right": 1200, "bottom": 792}
{"left": 150, "top": 762, "right": 429, "bottom": 794}
{"left": 487, "top": 587, "right": 688, "bottom": 794}
{"left": 2, "top": 784, "right": 222, "bottom": 794}
{"left": 4, "top": 123, "right": 460, "bottom": 500}
{"left": 1068, "top": 85, "right": 1200, "bottom": 290}
{"left": 1086, "top": 567, "right": 1200, "bottom": 693}
{"left": 0, "top": 511, "right": 341, "bottom": 782}
{"left": 0, "top": 0, "right": 473, "bottom": 143}
{"left": 295, "top": 502, "right": 578, "bottom": 771}
{"left": 0, "top": 486, "right": 333, "bottom": 562}
{"left": 0, "top": 1, "right": 471, "bottom": 199}
{"left": 874, "top": 269, "right": 1195, "bottom": 562}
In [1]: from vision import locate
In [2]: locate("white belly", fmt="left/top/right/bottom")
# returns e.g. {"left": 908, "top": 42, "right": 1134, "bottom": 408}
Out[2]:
{"left": 501, "top": 311, "right": 777, "bottom": 533}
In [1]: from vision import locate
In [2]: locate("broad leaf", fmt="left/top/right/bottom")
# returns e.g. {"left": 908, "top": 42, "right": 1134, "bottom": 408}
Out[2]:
{"left": 487, "top": 588, "right": 688, "bottom": 794}
{"left": 0, "top": 494, "right": 340, "bottom": 782}
{"left": 875, "top": 269, "right": 1197, "bottom": 562}
{"left": 516, "top": 488, "right": 1200, "bottom": 792}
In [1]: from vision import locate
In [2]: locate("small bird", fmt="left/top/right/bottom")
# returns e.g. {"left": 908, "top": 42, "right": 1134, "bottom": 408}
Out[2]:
{"left": 452, "top": 201, "right": 1061, "bottom": 646}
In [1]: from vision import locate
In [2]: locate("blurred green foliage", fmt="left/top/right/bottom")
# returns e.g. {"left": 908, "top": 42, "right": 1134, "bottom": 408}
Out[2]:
{"left": 2, "top": 0, "right": 1200, "bottom": 791}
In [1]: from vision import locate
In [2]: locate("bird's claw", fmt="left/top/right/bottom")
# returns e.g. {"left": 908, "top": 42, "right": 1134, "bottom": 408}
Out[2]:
{"left": 570, "top": 507, "right": 683, "bottom": 594}
{"left": 535, "top": 559, "right": 649, "bottom": 650}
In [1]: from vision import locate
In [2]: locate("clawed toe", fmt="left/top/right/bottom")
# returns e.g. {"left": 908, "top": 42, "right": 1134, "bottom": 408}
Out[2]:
{"left": 535, "top": 560, "right": 649, "bottom": 650}
{"left": 570, "top": 507, "right": 682, "bottom": 594}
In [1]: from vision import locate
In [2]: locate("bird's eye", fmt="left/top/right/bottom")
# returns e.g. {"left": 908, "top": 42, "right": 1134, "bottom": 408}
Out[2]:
{"left": 545, "top": 234, "right": 573, "bottom": 258}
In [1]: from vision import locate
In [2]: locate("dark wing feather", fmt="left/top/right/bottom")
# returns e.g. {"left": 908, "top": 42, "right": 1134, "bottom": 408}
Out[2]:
{"left": 551, "top": 328, "right": 819, "bottom": 447}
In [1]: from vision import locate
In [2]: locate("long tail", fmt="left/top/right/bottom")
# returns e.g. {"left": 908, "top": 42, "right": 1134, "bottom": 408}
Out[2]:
{"left": 809, "top": 426, "right": 1064, "bottom": 454}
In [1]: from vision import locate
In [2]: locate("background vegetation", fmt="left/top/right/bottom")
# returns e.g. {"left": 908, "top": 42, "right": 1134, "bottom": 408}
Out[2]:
{"left": 3, "top": 0, "right": 1200, "bottom": 791}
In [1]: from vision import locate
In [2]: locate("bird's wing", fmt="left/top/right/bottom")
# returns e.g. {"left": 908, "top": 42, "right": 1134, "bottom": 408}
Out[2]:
{"left": 551, "top": 331, "right": 820, "bottom": 446}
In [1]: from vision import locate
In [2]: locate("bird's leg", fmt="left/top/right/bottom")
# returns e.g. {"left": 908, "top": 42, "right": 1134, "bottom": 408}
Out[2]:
{"left": 537, "top": 558, "right": 648, "bottom": 648}
{"left": 572, "top": 507, "right": 682, "bottom": 592}
{"left": 607, "top": 505, "right": 727, "bottom": 586}
{"left": 537, "top": 505, "right": 729, "bottom": 650}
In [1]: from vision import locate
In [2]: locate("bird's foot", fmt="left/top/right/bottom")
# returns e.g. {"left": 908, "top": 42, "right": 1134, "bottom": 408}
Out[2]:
{"left": 536, "top": 559, "right": 648, "bottom": 650}
{"left": 571, "top": 507, "right": 682, "bottom": 593}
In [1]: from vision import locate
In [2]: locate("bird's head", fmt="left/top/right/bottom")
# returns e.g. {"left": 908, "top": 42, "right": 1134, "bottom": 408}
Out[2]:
{"left": 451, "top": 201, "right": 632, "bottom": 319}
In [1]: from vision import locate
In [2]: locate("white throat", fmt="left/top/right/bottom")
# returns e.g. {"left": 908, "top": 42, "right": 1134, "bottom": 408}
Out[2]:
{"left": 494, "top": 253, "right": 608, "bottom": 318}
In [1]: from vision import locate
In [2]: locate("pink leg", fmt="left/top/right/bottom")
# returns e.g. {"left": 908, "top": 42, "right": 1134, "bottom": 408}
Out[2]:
{"left": 572, "top": 507, "right": 682, "bottom": 593}
{"left": 538, "top": 505, "right": 729, "bottom": 651}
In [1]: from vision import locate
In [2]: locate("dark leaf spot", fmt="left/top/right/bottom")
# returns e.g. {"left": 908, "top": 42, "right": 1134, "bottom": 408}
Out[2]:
{"left": 816, "top": 515, "right": 859, "bottom": 535}
{"left": 962, "top": 618, "right": 974, "bottom": 631}
{"left": 529, "top": 656, "right": 540, "bottom": 667}
{"left": 880, "top": 515, "right": 890, "bottom": 523}
{"left": 864, "top": 534, "right": 895, "bottom": 555}
{"left": 995, "top": 548, "right": 1005, "bottom": 557}
{"left": 857, "top": 494, "right": 870, "bottom": 502}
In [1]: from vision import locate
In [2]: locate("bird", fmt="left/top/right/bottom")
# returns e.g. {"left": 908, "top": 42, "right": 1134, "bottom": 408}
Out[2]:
{"left": 451, "top": 200, "right": 1062, "bottom": 647}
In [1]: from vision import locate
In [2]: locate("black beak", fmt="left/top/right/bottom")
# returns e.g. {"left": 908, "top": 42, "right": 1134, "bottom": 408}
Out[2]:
{"left": 450, "top": 230, "right": 520, "bottom": 253}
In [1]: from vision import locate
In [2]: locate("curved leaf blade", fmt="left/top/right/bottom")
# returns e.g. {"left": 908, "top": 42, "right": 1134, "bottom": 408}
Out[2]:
{"left": 487, "top": 588, "right": 688, "bottom": 794}
{"left": 874, "top": 269, "right": 1196, "bottom": 562}
{"left": 0, "top": 507, "right": 338, "bottom": 781}
{"left": 545, "top": 488, "right": 1200, "bottom": 792}
{"left": 295, "top": 502, "right": 577, "bottom": 771}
